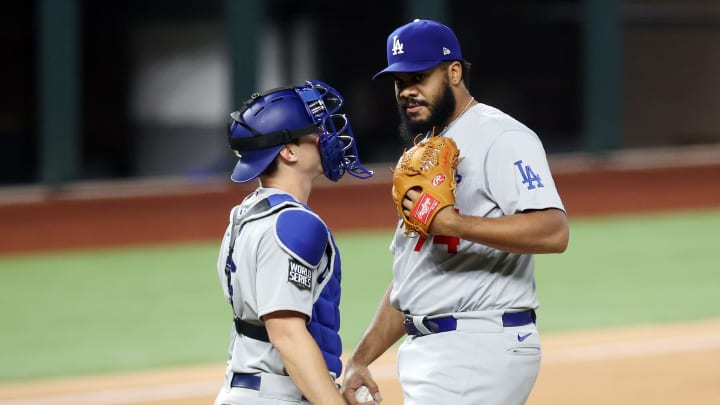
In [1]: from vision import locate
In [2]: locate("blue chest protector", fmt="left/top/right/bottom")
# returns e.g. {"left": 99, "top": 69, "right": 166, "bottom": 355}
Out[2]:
{"left": 225, "top": 193, "right": 343, "bottom": 377}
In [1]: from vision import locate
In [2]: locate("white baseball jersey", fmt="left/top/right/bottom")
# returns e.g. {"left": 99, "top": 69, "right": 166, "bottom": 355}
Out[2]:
{"left": 389, "top": 103, "right": 566, "bottom": 316}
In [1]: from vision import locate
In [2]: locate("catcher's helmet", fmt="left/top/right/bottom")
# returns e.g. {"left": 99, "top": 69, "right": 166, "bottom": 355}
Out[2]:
{"left": 228, "top": 80, "right": 373, "bottom": 183}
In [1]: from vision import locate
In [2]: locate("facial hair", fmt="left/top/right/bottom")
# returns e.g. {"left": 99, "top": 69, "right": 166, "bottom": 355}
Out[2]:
{"left": 397, "top": 76, "right": 457, "bottom": 141}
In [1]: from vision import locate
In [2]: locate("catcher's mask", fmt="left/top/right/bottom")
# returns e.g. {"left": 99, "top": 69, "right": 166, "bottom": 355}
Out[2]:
{"left": 227, "top": 80, "right": 373, "bottom": 183}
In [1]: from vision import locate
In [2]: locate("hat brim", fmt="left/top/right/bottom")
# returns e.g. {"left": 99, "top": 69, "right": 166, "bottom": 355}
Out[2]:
{"left": 230, "top": 146, "right": 283, "bottom": 183}
{"left": 372, "top": 60, "right": 444, "bottom": 80}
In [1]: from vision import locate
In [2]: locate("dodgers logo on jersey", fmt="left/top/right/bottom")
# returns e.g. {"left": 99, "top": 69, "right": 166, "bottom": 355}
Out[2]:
{"left": 514, "top": 160, "right": 544, "bottom": 190}
{"left": 288, "top": 258, "right": 312, "bottom": 291}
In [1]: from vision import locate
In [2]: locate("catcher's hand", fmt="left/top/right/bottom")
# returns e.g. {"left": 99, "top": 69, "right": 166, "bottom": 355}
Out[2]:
{"left": 392, "top": 135, "right": 460, "bottom": 237}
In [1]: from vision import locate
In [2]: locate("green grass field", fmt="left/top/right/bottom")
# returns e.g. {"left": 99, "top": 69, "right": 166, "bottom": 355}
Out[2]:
{"left": 1, "top": 209, "right": 719, "bottom": 382}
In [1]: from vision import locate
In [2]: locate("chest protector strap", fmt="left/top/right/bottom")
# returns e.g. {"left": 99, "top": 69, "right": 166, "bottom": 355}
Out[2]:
{"left": 224, "top": 194, "right": 297, "bottom": 342}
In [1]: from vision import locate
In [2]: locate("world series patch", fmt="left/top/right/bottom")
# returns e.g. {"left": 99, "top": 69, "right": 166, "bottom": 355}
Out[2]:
{"left": 287, "top": 258, "right": 312, "bottom": 291}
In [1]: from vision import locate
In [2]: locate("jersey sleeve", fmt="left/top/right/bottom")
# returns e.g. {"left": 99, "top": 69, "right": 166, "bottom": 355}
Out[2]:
{"left": 485, "top": 130, "right": 565, "bottom": 215}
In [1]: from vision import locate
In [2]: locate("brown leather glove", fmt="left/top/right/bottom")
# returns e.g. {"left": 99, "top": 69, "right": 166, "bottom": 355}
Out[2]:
{"left": 392, "top": 136, "right": 460, "bottom": 237}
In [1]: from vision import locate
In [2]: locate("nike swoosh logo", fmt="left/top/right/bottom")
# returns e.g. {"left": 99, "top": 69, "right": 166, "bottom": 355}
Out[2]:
{"left": 517, "top": 332, "right": 532, "bottom": 342}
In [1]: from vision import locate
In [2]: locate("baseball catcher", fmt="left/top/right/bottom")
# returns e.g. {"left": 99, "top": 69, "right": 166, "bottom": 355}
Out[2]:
{"left": 392, "top": 135, "right": 460, "bottom": 237}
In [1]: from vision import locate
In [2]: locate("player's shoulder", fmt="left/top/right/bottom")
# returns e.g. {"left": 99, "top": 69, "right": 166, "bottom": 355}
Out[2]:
{"left": 463, "top": 104, "right": 541, "bottom": 149}
{"left": 275, "top": 207, "right": 329, "bottom": 267}
{"left": 468, "top": 103, "right": 534, "bottom": 134}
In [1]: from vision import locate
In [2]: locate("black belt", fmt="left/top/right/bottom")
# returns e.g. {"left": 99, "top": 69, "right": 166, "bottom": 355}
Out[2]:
{"left": 404, "top": 309, "right": 536, "bottom": 337}
{"left": 234, "top": 318, "right": 270, "bottom": 342}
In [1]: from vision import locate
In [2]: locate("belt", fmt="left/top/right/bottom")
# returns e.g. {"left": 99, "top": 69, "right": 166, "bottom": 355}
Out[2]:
{"left": 404, "top": 309, "right": 536, "bottom": 337}
{"left": 231, "top": 373, "right": 309, "bottom": 401}
{"left": 231, "top": 373, "right": 261, "bottom": 390}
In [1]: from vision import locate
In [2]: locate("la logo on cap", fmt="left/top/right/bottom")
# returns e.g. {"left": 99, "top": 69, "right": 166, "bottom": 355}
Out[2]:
{"left": 373, "top": 19, "right": 463, "bottom": 80}
{"left": 392, "top": 35, "right": 404, "bottom": 55}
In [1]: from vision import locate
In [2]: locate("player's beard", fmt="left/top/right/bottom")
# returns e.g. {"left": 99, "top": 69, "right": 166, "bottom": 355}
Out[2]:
{"left": 397, "top": 76, "right": 456, "bottom": 142}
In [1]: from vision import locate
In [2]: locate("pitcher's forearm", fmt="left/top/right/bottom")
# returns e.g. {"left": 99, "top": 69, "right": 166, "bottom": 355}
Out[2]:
{"left": 351, "top": 284, "right": 406, "bottom": 366}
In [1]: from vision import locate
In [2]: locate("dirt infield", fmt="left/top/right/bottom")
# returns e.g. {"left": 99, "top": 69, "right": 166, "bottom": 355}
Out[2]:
{"left": 1, "top": 319, "right": 719, "bottom": 404}
{"left": 1, "top": 147, "right": 720, "bottom": 403}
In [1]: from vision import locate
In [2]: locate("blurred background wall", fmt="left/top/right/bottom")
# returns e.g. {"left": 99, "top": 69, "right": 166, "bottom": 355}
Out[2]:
{"left": 1, "top": 0, "right": 719, "bottom": 186}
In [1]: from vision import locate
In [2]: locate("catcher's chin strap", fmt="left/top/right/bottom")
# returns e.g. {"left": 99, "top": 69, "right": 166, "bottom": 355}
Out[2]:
{"left": 224, "top": 196, "right": 294, "bottom": 342}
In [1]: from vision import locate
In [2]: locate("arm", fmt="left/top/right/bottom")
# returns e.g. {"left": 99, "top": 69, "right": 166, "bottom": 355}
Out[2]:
{"left": 264, "top": 311, "right": 346, "bottom": 405}
{"left": 342, "top": 284, "right": 406, "bottom": 404}
{"left": 403, "top": 189, "right": 569, "bottom": 254}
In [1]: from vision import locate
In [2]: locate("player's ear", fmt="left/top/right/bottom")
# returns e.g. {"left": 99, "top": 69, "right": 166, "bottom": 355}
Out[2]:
{"left": 449, "top": 61, "right": 462, "bottom": 85}
{"left": 279, "top": 145, "right": 297, "bottom": 162}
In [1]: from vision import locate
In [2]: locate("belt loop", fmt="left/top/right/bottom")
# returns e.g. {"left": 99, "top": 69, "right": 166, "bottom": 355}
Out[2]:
{"left": 411, "top": 315, "right": 433, "bottom": 335}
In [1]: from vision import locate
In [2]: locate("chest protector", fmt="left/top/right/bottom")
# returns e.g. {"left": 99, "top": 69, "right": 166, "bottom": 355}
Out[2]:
{"left": 224, "top": 193, "right": 343, "bottom": 377}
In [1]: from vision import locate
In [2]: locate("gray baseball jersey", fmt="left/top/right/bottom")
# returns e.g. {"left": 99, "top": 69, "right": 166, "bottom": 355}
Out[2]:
{"left": 215, "top": 188, "right": 333, "bottom": 376}
{"left": 389, "top": 102, "right": 566, "bottom": 316}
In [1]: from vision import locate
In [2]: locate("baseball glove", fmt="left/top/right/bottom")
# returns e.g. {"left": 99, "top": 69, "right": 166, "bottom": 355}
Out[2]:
{"left": 392, "top": 135, "right": 460, "bottom": 237}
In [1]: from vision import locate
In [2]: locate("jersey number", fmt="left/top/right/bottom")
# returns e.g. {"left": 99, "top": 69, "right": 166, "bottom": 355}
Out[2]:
{"left": 413, "top": 234, "right": 460, "bottom": 253}
{"left": 413, "top": 208, "right": 460, "bottom": 253}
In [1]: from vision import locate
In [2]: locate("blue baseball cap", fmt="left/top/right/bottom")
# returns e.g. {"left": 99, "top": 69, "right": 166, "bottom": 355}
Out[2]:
{"left": 373, "top": 19, "right": 462, "bottom": 80}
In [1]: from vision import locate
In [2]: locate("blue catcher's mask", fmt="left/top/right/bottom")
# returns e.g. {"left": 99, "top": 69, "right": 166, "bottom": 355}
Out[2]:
{"left": 227, "top": 80, "right": 373, "bottom": 183}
